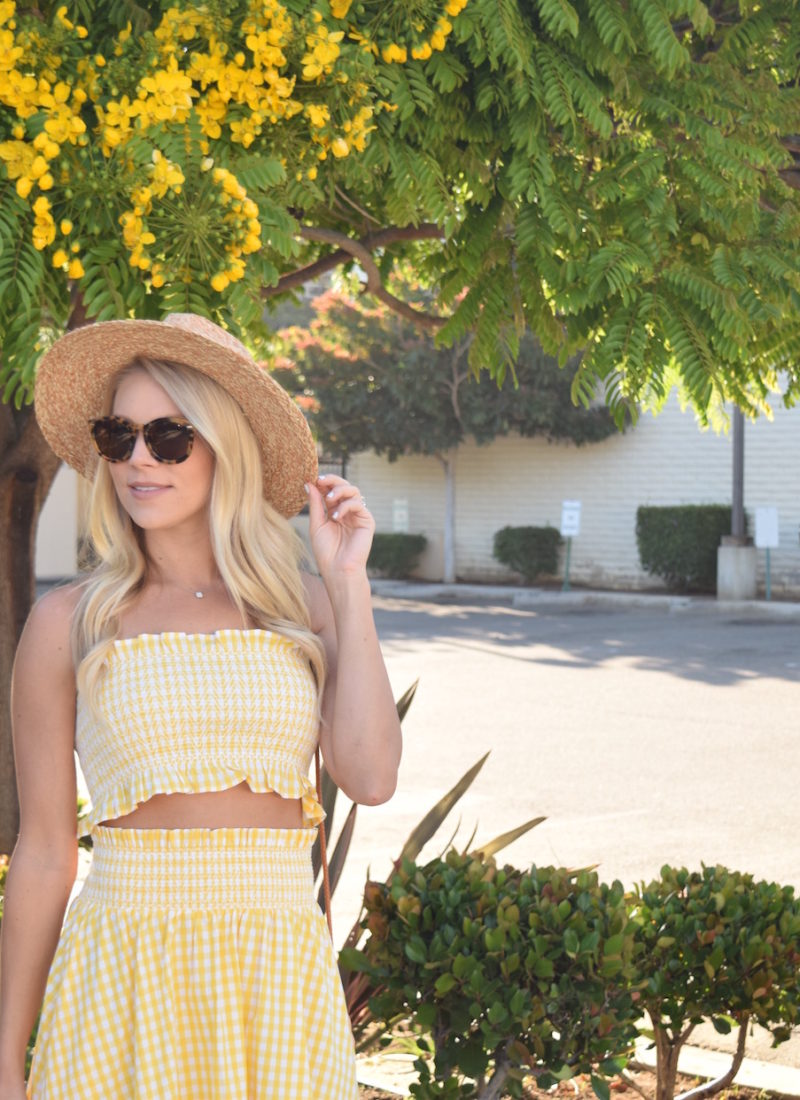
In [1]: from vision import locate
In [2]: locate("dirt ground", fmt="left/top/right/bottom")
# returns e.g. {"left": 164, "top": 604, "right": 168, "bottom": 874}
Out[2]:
{"left": 358, "top": 1065, "right": 776, "bottom": 1099}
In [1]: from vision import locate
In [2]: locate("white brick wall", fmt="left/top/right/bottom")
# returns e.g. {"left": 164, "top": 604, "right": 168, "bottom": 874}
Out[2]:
{"left": 348, "top": 393, "right": 800, "bottom": 594}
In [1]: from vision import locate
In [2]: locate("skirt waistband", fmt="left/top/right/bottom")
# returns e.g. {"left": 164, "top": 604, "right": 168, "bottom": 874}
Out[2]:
{"left": 81, "top": 826, "right": 318, "bottom": 910}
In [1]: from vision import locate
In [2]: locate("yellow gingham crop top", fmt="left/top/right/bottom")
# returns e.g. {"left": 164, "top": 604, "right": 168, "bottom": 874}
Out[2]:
{"left": 75, "top": 629, "right": 323, "bottom": 839}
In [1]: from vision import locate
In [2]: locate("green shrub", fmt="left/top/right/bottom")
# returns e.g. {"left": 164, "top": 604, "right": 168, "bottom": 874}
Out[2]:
{"left": 636, "top": 505, "right": 733, "bottom": 592}
{"left": 368, "top": 532, "right": 427, "bottom": 578}
{"left": 492, "top": 526, "right": 562, "bottom": 583}
{"left": 349, "top": 853, "right": 639, "bottom": 1099}
{"left": 632, "top": 864, "right": 800, "bottom": 1100}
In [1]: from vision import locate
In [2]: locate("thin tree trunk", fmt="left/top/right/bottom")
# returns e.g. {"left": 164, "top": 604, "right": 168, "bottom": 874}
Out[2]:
{"left": 476, "top": 1049, "right": 511, "bottom": 1100}
{"left": 0, "top": 409, "right": 62, "bottom": 854}
{"left": 654, "top": 1019, "right": 693, "bottom": 1100}
{"left": 437, "top": 450, "right": 456, "bottom": 584}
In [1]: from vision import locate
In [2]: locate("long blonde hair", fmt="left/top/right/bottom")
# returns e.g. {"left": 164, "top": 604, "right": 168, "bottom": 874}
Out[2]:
{"left": 72, "top": 356, "right": 324, "bottom": 715}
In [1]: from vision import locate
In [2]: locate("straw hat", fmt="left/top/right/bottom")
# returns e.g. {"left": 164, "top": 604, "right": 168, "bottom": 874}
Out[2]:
{"left": 34, "top": 313, "right": 317, "bottom": 517}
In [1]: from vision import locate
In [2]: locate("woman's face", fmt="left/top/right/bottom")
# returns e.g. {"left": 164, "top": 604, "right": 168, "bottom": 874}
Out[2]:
{"left": 108, "top": 368, "right": 215, "bottom": 535}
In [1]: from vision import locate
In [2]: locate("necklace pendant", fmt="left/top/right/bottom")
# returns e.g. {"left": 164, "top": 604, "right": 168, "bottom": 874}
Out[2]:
{"left": 195, "top": 591, "right": 204, "bottom": 599}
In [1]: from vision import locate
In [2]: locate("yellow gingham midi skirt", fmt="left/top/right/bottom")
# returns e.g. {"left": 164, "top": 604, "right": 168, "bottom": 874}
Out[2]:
{"left": 27, "top": 825, "right": 359, "bottom": 1099}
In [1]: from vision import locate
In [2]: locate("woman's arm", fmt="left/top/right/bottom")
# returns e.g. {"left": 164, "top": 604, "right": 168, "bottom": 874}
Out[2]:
{"left": 0, "top": 587, "right": 80, "bottom": 1090}
{"left": 305, "top": 476, "right": 402, "bottom": 805}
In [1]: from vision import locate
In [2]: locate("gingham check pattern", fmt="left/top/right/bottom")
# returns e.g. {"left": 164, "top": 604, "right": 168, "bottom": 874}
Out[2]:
{"left": 27, "top": 826, "right": 358, "bottom": 1098}
{"left": 75, "top": 629, "right": 325, "bottom": 838}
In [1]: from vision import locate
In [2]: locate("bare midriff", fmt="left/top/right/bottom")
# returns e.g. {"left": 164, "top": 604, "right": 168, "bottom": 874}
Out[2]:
{"left": 100, "top": 781, "right": 305, "bottom": 830}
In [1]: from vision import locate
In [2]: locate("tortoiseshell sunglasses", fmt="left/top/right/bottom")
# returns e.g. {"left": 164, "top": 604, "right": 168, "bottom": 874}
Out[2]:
{"left": 88, "top": 415, "right": 196, "bottom": 464}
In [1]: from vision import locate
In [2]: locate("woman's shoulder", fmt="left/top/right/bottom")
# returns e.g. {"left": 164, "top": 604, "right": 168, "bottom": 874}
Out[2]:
{"left": 21, "top": 581, "right": 84, "bottom": 654}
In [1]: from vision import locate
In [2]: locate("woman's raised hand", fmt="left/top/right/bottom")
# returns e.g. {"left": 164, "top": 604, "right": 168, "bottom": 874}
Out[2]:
{"left": 305, "top": 475, "right": 375, "bottom": 582}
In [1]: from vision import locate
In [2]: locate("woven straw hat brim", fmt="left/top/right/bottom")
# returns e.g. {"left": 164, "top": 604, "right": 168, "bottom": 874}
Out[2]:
{"left": 34, "top": 319, "right": 317, "bottom": 517}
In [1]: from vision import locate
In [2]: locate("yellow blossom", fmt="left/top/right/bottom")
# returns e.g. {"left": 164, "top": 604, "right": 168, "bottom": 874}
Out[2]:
{"left": 16, "top": 177, "right": 32, "bottom": 198}
{"left": 330, "top": 0, "right": 352, "bottom": 16}
{"left": 68, "top": 257, "right": 84, "bottom": 278}
{"left": 445, "top": 0, "right": 468, "bottom": 14}
{"left": 330, "top": 136, "right": 349, "bottom": 158}
{"left": 52, "top": 248, "right": 68, "bottom": 267}
{"left": 211, "top": 272, "right": 229, "bottom": 292}
{"left": 305, "top": 103, "right": 329, "bottom": 128}
{"left": 60, "top": 219, "right": 72, "bottom": 234}
{"left": 33, "top": 132, "right": 61, "bottom": 159}
{"left": 382, "top": 43, "right": 407, "bottom": 64}
{"left": 412, "top": 42, "right": 433, "bottom": 60}
{"left": 0, "top": 139, "right": 34, "bottom": 180}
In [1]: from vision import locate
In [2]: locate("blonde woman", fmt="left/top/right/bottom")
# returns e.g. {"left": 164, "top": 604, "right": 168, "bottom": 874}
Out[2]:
{"left": 0, "top": 313, "right": 402, "bottom": 1099}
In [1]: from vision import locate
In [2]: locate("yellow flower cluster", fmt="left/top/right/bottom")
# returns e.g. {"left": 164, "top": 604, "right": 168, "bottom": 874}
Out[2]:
{"left": 0, "top": 0, "right": 467, "bottom": 295}
{"left": 302, "top": 13, "right": 344, "bottom": 81}
{"left": 341, "top": 0, "right": 469, "bottom": 64}
{"left": 208, "top": 165, "right": 261, "bottom": 292}
{"left": 120, "top": 150, "right": 186, "bottom": 273}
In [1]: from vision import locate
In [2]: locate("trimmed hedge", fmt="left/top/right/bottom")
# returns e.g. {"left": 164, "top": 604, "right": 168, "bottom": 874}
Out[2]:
{"left": 636, "top": 505, "right": 733, "bottom": 592}
{"left": 493, "top": 525, "right": 561, "bottom": 583}
{"left": 368, "top": 532, "right": 427, "bottom": 578}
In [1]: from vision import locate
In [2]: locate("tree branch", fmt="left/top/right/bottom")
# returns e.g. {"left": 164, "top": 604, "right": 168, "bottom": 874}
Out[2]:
{"left": 263, "top": 223, "right": 448, "bottom": 331}
{"left": 674, "top": 1017, "right": 749, "bottom": 1100}
{"left": 620, "top": 1070, "right": 653, "bottom": 1100}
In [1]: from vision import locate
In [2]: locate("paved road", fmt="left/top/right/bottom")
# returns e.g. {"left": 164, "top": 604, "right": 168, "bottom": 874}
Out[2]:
{"left": 332, "top": 592, "right": 800, "bottom": 1074}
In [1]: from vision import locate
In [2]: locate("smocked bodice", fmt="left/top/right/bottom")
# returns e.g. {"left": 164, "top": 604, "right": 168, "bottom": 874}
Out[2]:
{"left": 75, "top": 629, "right": 323, "bottom": 838}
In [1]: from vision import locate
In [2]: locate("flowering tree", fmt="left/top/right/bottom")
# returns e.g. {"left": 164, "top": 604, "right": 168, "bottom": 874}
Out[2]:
{"left": 0, "top": 0, "right": 799, "bottom": 848}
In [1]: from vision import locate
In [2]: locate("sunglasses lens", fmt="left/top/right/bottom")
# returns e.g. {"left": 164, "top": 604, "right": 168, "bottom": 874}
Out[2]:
{"left": 91, "top": 418, "right": 135, "bottom": 462}
{"left": 145, "top": 418, "right": 194, "bottom": 463}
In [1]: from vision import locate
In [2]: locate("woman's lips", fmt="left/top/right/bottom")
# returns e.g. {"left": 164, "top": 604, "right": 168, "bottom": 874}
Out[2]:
{"left": 128, "top": 483, "right": 170, "bottom": 498}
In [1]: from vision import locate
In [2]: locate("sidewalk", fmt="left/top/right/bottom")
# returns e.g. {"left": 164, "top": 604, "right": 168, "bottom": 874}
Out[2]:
{"left": 363, "top": 576, "right": 800, "bottom": 1096}
{"left": 370, "top": 577, "right": 800, "bottom": 618}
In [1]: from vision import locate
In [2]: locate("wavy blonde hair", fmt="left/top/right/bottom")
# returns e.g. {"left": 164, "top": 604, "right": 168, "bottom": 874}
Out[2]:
{"left": 71, "top": 356, "right": 324, "bottom": 717}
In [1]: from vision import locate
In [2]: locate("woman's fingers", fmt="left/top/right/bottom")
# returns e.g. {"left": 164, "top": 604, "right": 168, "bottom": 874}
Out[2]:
{"left": 315, "top": 475, "right": 369, "bottom": 521}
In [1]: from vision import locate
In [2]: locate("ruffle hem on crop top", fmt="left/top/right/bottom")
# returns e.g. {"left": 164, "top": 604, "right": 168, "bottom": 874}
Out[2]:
{"left": 75, "top": 628, "right": 323, "bottom": 839}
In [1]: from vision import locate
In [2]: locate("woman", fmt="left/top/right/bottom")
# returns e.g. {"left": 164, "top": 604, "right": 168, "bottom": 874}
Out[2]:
{"left": 0, "top": 313, "right": 402, "bottom": 1099}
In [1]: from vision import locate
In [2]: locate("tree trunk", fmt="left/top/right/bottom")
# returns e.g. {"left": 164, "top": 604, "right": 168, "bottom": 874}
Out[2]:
{"left": 476, "top": 1049, "right": 511, "bottom": 1100}
{"left": 0, "top": 293, "right": 87, "bottom": 855}
{"left": 0, "top": 407, "right": 62, "bottom": 854}
{"left": 654, "top": 1021, "right": 688, "bottom": 1100}
{"left": 438, "top": 450, "right": 457, "bottom": 584}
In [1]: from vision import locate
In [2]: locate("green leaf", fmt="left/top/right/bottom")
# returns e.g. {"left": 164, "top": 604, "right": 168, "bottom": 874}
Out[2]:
{"left": 591, "top": 1074, "right": 611, "bottom": 1100}
{"left": 405, "top": 936, "right": 428, "bottom": 964}
{"left": 564, "top": 929, "right": 580, "bottom": 957}
{"left": 398, "top": 752, "right": 490, "bottom": 865}
{"left": 435, "top": 973, "right": 457, "bottom": 996}
{"left": 471, "top": 815, "right": 546, "bottom": 859}
{"left": 338, "top": 947, "right": 370, "bottom": 973}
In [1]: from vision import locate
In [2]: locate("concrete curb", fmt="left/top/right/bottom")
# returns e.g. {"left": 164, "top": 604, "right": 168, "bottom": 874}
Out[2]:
{"left": 370, "top": 579, "right": 800, "bottom": 618}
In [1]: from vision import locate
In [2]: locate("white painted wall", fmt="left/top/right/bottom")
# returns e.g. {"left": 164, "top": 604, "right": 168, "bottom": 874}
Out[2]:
{"left": 347, "top": 394, "right": 800, "bottom": 594}
{"left": 35, "top": 464, "right": 79, "bottom": 579}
